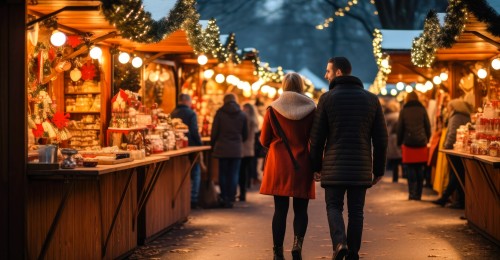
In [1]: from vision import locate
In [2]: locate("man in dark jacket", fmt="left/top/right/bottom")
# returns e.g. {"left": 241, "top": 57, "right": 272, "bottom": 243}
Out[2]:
{"left": 211, "top": 93, "right": 248, "bottom": 208}
{"left": 171, "top": 93, "right": 203, "bottom": 209}
{"left": 310, "top": 57, "right": 388, "bottom": 260}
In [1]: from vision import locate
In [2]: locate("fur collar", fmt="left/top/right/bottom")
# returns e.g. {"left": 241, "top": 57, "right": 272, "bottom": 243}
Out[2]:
{"left": 270, "top": 91, "right": 316, "bottom": 120}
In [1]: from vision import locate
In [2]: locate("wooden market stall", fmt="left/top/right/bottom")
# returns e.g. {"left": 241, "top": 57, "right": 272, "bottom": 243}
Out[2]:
{"left": 25, "top": 1, "right": 212, "bottom": 259}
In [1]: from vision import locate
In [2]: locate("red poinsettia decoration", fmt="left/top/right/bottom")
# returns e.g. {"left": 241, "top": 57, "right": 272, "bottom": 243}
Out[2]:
{"left": 66, "top": 35, "right": 82, "bottom": 48}
{"left": 51, "top": 111, "right": 70, "bottom": 129}
{"left": 81, "top": 61, "right": 96, "bottom": 81}
{"left": 32, "top": 124, "right": 45, "bottom": 138}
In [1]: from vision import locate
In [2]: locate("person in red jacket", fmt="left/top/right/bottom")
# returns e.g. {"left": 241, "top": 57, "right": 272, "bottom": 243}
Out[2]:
{"left": 260, "top": 72, "right": 316, "bottom": 260}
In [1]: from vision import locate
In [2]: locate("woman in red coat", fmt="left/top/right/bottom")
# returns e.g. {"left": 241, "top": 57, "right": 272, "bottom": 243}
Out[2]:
{"left": 260, "top": 72, "right": 316, "bottom": 260}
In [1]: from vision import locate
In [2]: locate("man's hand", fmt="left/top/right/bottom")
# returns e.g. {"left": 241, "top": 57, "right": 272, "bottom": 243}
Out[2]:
{"left": 314, "top": 172, "right": 321, "bottom": 182}
{"left": 372, "top": 176, "right": 383, "bottom": 185}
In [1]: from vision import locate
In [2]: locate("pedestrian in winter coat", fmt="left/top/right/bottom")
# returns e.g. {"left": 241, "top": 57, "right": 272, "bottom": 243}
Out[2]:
{"left": 432, "top": 99, "right": 472, "bottom": 208}
{"left": 259, "top": 72, "right": 316, "bottom": 260}
{"left": 310, "top": 57, "right": 388, "bottom": 260}
{"left": 211, "top": 93, "right": 248, "bottom": 208}
{"left": 171, "top": 93, "right": 204, "bottom": 209}
{"left": 385, "top": 101, "right": 402, "bottom": 183}
{"left": 397, "top": 91, "right": 431, "bottom": 200}
{"left": 239, "top": 103, "right": 259, "bottom": 201}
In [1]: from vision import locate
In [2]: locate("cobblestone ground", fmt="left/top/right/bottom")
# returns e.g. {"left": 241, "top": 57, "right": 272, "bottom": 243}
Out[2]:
{"left": 128, "top": 174, "right": 499, "bottom": 260}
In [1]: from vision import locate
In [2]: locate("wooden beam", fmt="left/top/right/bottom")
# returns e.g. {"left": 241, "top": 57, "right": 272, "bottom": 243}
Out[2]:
{"left": 464, "top": 30, "right": 500, "bottom": 49}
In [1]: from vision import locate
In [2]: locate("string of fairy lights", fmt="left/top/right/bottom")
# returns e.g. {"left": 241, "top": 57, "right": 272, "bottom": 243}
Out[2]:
{"left": 316, "top": 0, "right": 377, "bottom": 30}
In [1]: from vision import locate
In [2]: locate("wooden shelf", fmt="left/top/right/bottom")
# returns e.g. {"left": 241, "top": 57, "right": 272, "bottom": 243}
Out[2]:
{"left": 67, "top": 111, "right": 101, "bottom": 114}
{"left": 65, "top": 92, "right": 101, "bottom": 95}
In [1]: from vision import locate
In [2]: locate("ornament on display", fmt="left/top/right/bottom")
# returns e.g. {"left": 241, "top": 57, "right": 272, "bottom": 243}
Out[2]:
{"left": 81, "top": 61, "right": 97, "bottom": 81}
{"left": 66, "top": 35, "right": 82, "bottom": 48}
{"left": 70, "top": 68, "right": 82, "bottom": 82}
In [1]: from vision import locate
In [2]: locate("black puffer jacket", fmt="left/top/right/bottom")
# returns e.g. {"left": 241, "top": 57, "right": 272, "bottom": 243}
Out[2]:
{"left": 396, "top": 101, "right": 431, "bottom": 148}
{"left": 211, "top": 101, "right": 248, "bottom": 158}
{"left": 310, "top": 76, "right": 388, "bottom": 187}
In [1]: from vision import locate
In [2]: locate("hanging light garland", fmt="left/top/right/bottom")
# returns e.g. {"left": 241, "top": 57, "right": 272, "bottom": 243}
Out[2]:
{"left": 411, "top": 0, "right": 468, "bottom": 67}
{"left": 316, "top": 0, "right": 360, "bottom": 30}
{"left": 371, "top": 29, "right": 391, "bottom": 93}
{"left": 101, "top": 0, "right": 196, "bottom": 43}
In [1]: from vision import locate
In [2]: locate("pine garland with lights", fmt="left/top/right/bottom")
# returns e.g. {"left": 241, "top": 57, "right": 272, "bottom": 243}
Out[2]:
{"left": 371, "top": 29, "right": 391, "bottom": 93}
{"left": 184, "top": 17, "right": 223, "bottom": 59}
{"left": 463, "top": 0, "right": 500, "bottom": 37}
{"left": 439, "top": 0, "right": 468, "bottom": 48}
{"left": 101, "top": 0, "right": 196, "bottom": 43}
{"left": 219, "top": 33, "right": 241, "bottom": 64}
{"left": 411, "top": 10, "right": 440, "bottom": 67}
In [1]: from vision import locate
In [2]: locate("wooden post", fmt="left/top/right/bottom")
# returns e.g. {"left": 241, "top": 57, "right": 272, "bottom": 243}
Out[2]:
{"left": 0, "top": 0, "right": 27, "bottom": 259}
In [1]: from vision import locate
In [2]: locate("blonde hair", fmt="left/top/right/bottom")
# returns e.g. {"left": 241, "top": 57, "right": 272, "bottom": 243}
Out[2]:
{"left": 282, "top": 72, "right": 304, "bottom": 94}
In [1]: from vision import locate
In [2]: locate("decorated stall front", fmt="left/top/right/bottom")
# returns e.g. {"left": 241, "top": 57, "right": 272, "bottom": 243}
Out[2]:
{"left": 25, "top": 0, "right": 212, "bottom": 258}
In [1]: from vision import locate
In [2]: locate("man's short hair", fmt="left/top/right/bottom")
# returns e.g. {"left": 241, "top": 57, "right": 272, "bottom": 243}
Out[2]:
{"left": 178, "top": 93, "right": 191, "bottom": 103}
{"left": 328, "top": 57, "right": 352, "bottom": 75}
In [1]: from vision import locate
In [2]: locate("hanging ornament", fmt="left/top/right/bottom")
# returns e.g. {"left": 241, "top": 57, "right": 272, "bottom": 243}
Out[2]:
{"left": 51, "top": 112, "right": 70, "bottom": 129}
{"left": 27, "top": 22, "right": 39, "bottom": 47}
{"left": 70, "top": 67, "right": 82, "bottom": 82}
{"left": 66, "top": 35, "right": 82, "bottom": 48}
{"left": 81, "top": 61, "right": 97, "bottom": 81}
{"left": 32, "top": 123, "right": 45, "bottom": 138}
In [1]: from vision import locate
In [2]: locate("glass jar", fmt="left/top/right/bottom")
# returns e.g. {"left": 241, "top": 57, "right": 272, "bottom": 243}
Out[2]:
{"left": 488, "top": 141, "right": 499, "bottom": 157}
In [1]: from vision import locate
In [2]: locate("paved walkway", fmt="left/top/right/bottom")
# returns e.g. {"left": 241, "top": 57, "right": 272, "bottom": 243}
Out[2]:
{"left": 128, "top": 174, "right": 499, "bottom": 260}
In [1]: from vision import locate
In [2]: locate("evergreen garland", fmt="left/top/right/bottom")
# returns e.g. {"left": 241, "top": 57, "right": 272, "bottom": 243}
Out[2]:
{"left": 439, "top": 0, "right": 468, "bottom": 48}
{"left": 183, "top": 17, "right": 223, "bottom": 59}
{"left": 101, "top": 0, "right": 196, "bottom": 43}
{"left": 219, "top": 33, "right": 241, "bottom": 64}
{"left": 411, "top": 10, "right": 440, "bottom": 67}
{"left": 463, "top": 0, "right": 500, "bottom": 37}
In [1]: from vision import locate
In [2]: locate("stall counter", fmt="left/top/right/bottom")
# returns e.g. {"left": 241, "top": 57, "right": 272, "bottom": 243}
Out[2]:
{"left": 26, "top": 146, "right": 210, "bottom": 260}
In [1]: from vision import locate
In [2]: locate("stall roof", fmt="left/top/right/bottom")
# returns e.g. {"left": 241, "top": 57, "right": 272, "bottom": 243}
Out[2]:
{"left": 298, "top": 67, "right": 327, "bottom": 90}
{"left": 27, "top": 0, "right": 194, "bottom": 54}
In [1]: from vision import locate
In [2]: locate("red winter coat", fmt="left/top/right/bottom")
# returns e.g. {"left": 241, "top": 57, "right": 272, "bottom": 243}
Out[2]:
{"left": 259, "top": 92, "right": 316, "bottom": 199}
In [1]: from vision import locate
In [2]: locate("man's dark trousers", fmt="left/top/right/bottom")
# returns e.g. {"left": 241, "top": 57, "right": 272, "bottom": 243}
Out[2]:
{"left": 325, "top": 186, "right": 367, "bottom": 260}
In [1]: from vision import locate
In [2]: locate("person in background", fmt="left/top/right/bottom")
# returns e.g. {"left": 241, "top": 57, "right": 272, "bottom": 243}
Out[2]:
{"left": 239, "top": 103, "right": 259, "bottom": 201}
{"left": 211, "top": 93, "right": 248, "bottom": 208}
{"left": 171, "top": 93, "right": 205, "bottom": 209}
{"left": 397, "top": 91, "right": 431, "bottom": 201}
{"left": 310, "top": 57, "right": 387, "bottom": 260}
{"left": 432, "top": 99, "right": 471, "bottom": 209}
{"left": 260, "top": 72, "right": 316, "bottom": 260}
{"left": 385, "top": 101, "right": 402, "bottom": 183}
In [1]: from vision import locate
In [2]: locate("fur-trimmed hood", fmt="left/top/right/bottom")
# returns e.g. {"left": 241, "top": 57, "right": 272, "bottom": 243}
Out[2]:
{"left": 270, "top": 91, "right": 316, "bottom": 120}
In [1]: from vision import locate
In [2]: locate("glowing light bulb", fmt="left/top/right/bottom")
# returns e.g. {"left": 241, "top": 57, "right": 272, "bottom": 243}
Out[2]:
{"left": 390, "top": 89, "right": 397, "bottom": 96}
{"left": 203, "top": 69, "right": 214, "bottom": 79}
{"left": 50, "top": 30, "right": 66, "bottom": 47}
{"left": 131, "top": 57, "right": 143, "bottom": 68}
{"left": 89, "top": 46, "right": 102, "bottom": 59}
{"left": 197, "top": 54, "right": 208, "bottom": 65}
{"left": 215, "top": 74, "right": 225, "bottom": 83}
{"left": 439, "top": 72, "right": 448, "bottom": 81}
{"left": 425, "top": 81, "right": 433, "bottom": 90}
{"left": 396, "top": 82, "right": 404, "bottom": 91}
{"left": 433, "top": 76, "right": 442, "bottom": 85}
{"left": 405, "top": 85, "right": 413, "bottom": 93}
{"left": 492, "top": 59, "right": 500, "bottom": 70}
{"left": 118, "top": 52, "right": 130, "bottom": 64}
{"left": 380, "top": 88, "right": 387, "bottom": 95}
{"left": 478, "top": 68, "right": 487, "bottom": 79}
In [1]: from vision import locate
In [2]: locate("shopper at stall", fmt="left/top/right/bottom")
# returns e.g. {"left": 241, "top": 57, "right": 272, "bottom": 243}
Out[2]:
{"left": 239, "top": 103, "right": 259, "bottom": 201}
{"left": 211, "top": 93, "right": 248, "bottom": 208}
{"left": 260, "top": 72, "right": 316, "bottom": 260}
{"left": 171, "top": 93, "right": 205, "bottom": 209}
{"left": 385, "top": 100, "right": 402, "bottom": 183}
{"left": 432, "top": 99, "right": 471, "bottom": 209}
{"left": 397, "top": 91, "right": 431, "bottom": 201}
{"left": 310, "top": 57, "right": 388, "bottom": 260}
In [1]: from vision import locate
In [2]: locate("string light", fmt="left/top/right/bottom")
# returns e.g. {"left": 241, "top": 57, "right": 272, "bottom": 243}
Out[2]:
{"left": 203, "top": 69, "right": 214, "bottom": 79}
{"left": 215, "top": 74, "right": 225, "bottom": 83}
{"left": 491, "top": 58, "right": 500, "bottom": 70}
{"left": 390, "top": 89, "right": 398, "bottom": 96}
{"left": 197, "top": 54, "right": 208, "bottom": 65}
{"left": 405, "top": 85, "right": 413, "bottom": 93}
{"left": 433, "top": 75, "right": 442, "bottom": 85}
{"left": 316, "top": 0, "right": 360, "bottom": 30}
{"left": 131, "top": 56, "right": 143, "bottom": 68}
{"left": 440, "top": 72, "right": 449, "bottom": 81}
{"left": 89, "top": 46, "right": 102, "bottom": 59}
{"left": 50, "top": 30, "right": 66, "bottom": 47}
{"left": 396, "top": 82, "right": 405, "bottom": 91}
{"left": 118, "top": 52, "right": 130, "bottom": 64}
{"left": 478, "top": 68, "right": 487, "bottom": 79}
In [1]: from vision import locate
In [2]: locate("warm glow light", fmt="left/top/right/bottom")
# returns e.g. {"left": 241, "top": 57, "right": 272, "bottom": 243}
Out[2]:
{"left": 478, "top": 68, "right": 487, "bottom": 79}
{"left": 197, "top": 54, "right": 208, "bottom": 65}
{"left": 131, "top": 57, "right": 143, "bottom": 68}
{"left": 492, "top": 59, "right": 500, "bottom": 70}
{"left": 148, "top": 71, "right": 159, "bottom": 82}
{"left": 278, "top": 88, "right": 283, "bottom": 95}
{"left": 89, "top": 46, "right": 102, "bottom": 59}
{"left": 425, "top": 81, "right": 433, "bottom": 90}
{"left": 215, "top": 74, "right": 225, "bottom": 83}
{"left": 203, "top": 69, "right": 214, "bottom": 79}
{"left": 50, "top": 30, "right": 66, "bottom": 47}
{"left": 381, "top": 59, "right": 389, "bottom": 68}
{"left": 226, "top": 75, "right": 238, "bottom": 84}
{"left": 433, "top": 76, "right": 442, "bottom": 85}
{"left": 380, "top": 88, "right": 387, "bottom": 95}
{"left": 390, "top": 89, "right": 397, "bottom": 96}
{"left": 396, "top": 82, "right": 405, "bottom": 91}
{"left": 242, "top": 82, "right": 251, "bottom": 92}
{"left": 305, "top": 92, "right": 313, "bottom": 98}
{"left": 439, "top": 72, "right": 448, "bottom": 81}
{"left": 243, "top": 90, "right": 252, "bottom": 98}
{"left": 405, "top": 85, "right": 413, "bottom": 93}
{"left": 118, "top": 52, "right": 130, "bottom": 64}
{"left": 268, "top": 88, "right": 277, "bottom": 98}
{"left": 261, "top": 85, "right": 270, "bottom": 93}
{"left": 237, "top": 81, "right": 245, "bottom": 89}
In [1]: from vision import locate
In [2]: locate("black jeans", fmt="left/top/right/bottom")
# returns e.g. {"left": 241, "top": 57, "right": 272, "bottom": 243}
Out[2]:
{"left": 239, "top": 157, "right": 252, "bottom": 200}
{"left": 272, "top": 196, "right": 309, "bottom": 246}
{"left": 404, "top": 163, "right": 425, "bottom": 200}
{"left": 387, "top": 158, "right": 402, "bottom": 182}
{"left": 325, "top": 186, "right": 367, "bottom": 260}
{"left": 442, "top": 155, "right": 465, "bottom": 205}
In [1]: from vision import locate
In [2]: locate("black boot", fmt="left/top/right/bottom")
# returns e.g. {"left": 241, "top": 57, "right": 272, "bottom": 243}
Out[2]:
{"left": 273, "top": 245, "right": 285, "bottom": 260}
{"left": 291, "top": 236, "right": 304, "bottom": 260}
